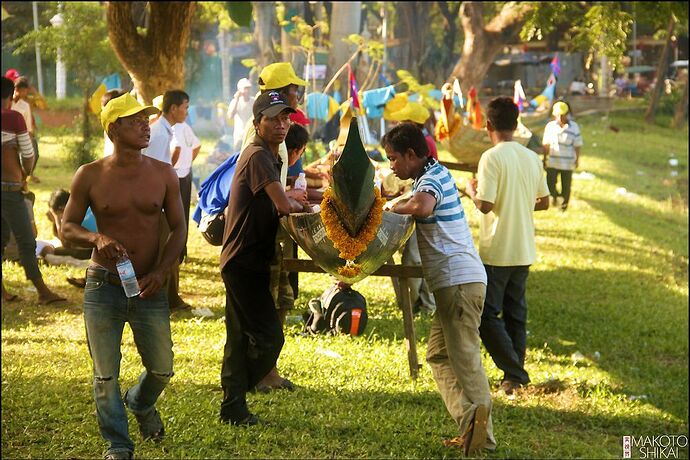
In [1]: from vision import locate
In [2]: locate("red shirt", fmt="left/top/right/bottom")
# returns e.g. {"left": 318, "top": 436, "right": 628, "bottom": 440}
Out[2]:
{"left": 425, "top": 134, "right": 438, "bottom": 160}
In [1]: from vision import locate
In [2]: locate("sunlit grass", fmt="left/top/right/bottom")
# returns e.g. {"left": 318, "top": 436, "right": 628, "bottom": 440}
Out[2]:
{"left": 2, "top": 110, "right": 688, "bottom": 458}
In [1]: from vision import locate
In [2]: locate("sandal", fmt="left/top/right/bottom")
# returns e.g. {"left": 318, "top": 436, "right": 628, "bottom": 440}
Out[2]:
{"left": 124, "top": 390, "right": 164, "bottom": 442}
{"left": 463, "top": 404, "right": 489, "bottom": 456}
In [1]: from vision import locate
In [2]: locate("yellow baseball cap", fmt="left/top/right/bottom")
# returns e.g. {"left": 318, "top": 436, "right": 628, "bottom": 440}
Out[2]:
{"left": 100, "top": 93, "right": 160, "bottom": 132}
{"left": 258, "top": 62, "right": 307, "bottom": 90}
{"left": 552, "top": 101, "right": 569, "bottom": 116}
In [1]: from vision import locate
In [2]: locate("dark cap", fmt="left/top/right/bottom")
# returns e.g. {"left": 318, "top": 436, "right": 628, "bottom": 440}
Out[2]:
{"left": 253, "top": 90, "right": 296, "bottom": 119}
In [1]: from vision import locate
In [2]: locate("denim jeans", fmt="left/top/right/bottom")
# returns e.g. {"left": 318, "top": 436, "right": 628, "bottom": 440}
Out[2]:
{"left": 479, "top": 265, "right": 530, "bottom": 384}
{"left": 1, "top": 189, "right": 41, "bottom": 280}
{"left": 83, "top": 269, "right": 174, "bottom": 453}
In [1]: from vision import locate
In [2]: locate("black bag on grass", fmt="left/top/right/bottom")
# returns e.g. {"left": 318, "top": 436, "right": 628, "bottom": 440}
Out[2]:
{"left": 304, "top": 283, "right": 368, "bottom": 336}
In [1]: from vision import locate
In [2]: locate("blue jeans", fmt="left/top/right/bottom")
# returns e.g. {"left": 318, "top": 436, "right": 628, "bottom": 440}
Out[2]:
{"left": 1, "top": 189, "right": 41, "bottom": 280}
{"left": 83, "top": 269, "right": 174, "bottom": 453}
{"left": 479, "top": 265, "right": 530, "bottom": 385}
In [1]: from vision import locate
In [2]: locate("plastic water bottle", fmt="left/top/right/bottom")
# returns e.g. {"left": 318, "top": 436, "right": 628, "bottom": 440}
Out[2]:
{"left": 294, "top": 172, "right": 307, "bottom": 191}
{"left": 116, "top": 255, "right": 141, "bottom": 298}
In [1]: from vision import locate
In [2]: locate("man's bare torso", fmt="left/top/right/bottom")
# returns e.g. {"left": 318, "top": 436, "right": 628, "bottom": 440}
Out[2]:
{"left": 86, "top": 155, "right": 169, "bottom": 274}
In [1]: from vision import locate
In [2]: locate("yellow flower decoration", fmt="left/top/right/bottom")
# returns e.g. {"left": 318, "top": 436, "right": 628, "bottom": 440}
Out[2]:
{"left": 320, "top": 186, "right": 386, "bottom": 277}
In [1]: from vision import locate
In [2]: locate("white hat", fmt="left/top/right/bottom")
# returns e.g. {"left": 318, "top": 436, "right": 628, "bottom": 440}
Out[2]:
{"left": 237, "top": 78, "right": 252, "bottom": 90}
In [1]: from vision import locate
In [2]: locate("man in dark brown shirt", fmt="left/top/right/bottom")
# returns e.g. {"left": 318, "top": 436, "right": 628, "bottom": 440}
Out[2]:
{"left": 218, "top": 91, "right": 305, "bottom": 425}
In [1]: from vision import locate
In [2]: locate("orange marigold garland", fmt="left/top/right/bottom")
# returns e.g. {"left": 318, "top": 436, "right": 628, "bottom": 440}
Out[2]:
{"left": 320, "top": 186, "right": 386, "bottom": 277}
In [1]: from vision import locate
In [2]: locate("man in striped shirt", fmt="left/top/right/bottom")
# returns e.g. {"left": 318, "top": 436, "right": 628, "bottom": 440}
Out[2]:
{"left": 384, "top": 123, "right": 494, "bottom": 456}
{"left": 1, "top": 76, "right": 65, "bottom": 304}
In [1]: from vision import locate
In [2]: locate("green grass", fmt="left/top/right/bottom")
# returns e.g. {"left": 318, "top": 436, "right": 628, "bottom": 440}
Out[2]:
{"left": 2, "top": 111, "right": 688, "bottom": 459}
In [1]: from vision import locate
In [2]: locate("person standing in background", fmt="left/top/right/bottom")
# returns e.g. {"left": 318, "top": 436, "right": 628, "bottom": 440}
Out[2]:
{"left": 171, "top": 115, "right": 202, "bottom": 262}
{"left": 12, "top": 77, "right": 40, "bottom": 183}
{"left": 542, "top": 101, "right": 583, "bottom": 212}
{"left": 142, "top": 89, "right": 192, "bottom": 313}
{"left": 227, "top": 78, "right": 254, "bottom": 153}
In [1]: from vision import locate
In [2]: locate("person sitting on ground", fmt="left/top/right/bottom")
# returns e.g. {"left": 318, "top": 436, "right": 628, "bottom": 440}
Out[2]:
{"left": 1, "top": 76, "right": 65, "bottom": 305}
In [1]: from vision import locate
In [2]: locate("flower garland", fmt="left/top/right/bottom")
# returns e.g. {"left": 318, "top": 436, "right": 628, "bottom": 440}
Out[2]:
{"left": 320, "top": 186, "right": 386, "bottom": 277}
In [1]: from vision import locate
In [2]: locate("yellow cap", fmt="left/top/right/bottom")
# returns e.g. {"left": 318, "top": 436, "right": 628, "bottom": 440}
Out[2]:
{"left": 552, "top": 101, "right": 569, "bottom": 116}
{"left": 383, "top": 93, "right": 409, "bottom": 120}
{"left": 152, "top": 94, "right": 164, "bottom": 111}
{"left": 258, "top": 62, "right": 307, "bottom": 90}
{"left": 101, "top": 93, "right": 160, "bottom": 132}
{"left": 387, "top": 101, "right": 430, "bottom": 125}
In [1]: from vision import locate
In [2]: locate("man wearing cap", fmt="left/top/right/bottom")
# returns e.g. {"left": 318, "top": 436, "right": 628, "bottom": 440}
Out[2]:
{"left": 237, "top": 62, "right": 310, "bottom": 393}
{"left": 465, "top": 96, "right": 550, "bottom": 396}
{"left": 227, "top": 78, "right": 255, "bottom": 153}
{"left": 61, "top": 93, "right": 186, "bottom": 460}
{"left": 542, "top": 101, "right": 583, "bottom": 212}
{"left": 219, "top": 91, "right": 307, "bottom": 426}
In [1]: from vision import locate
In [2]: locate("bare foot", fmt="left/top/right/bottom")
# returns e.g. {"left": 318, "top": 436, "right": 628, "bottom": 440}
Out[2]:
{"left": 38, "top": 291, "right": 67, "bottom": 305}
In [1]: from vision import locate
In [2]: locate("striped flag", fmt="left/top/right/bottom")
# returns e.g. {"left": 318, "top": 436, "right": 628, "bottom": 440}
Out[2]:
{"left": 348, "top": 65, "right": 361, "bottom": 111}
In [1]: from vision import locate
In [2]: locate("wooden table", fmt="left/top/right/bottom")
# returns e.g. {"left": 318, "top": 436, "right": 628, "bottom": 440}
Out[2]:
{"left": 281, "top": 257, "right": 425, "bottom": 380}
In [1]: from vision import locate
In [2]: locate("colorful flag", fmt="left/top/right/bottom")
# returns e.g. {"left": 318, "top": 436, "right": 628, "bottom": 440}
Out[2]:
{"left": 348, "top": 65, "right": 361, "bottom": 111}
{"left": 467, "top": 87, "right": 483, "bottom": 130}
{"left": 550, "top": 54, "right": 561, "bottom": 77}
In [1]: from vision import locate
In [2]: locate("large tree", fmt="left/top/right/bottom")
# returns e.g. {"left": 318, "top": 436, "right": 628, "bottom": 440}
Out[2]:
{"left": 107, "top": 2, "right": 196, "bottom": 103}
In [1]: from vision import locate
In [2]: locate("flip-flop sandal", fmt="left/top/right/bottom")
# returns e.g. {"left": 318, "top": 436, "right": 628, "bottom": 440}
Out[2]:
{"left": 135, "top": 407, "right": 165, "bottom": 442}
{"left": 463, "top": 404, "right": 489, "bottom": 456}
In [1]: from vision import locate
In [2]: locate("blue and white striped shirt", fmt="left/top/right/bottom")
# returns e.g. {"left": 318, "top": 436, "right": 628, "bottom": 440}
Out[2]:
{"left": 413, "top": 159, "right": 486, "bottom": 291}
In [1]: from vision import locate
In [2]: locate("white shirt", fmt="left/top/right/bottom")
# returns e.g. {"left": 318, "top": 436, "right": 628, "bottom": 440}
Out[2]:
{"left": 143, "top": 116, "right": 174, "bottom": 164}
{"left": 542, "top": 119, "right": 583, "bottom": 171}
{"left": 171, "top": 122, "right": 201, "bottom": 178}
{"left": 11, "top": 99, "right": 33, "bottom": 134}
{"left": 228, "top": 95, "right": 254, "bottom": 152}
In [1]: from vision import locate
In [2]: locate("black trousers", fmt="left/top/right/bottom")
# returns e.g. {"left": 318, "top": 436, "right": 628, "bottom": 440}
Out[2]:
{"left": 546, "top": 168, "right": 573, "bottom": 204}
{"left": 479, "top": 265, "right": 531, "bottom": 385}
{"left": 220, "top": 266, "right": 284, "bottom": 421}
{"left": 178, "top": 172, "right": 192, "bottom": 262}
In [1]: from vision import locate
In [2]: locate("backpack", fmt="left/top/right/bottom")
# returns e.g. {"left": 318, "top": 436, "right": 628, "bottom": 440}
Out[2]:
{"left": 304, "top": 284, "right": 368, "bottom": 336}
{"left": 198, "top": 212, "right": 225, "bottom": 246}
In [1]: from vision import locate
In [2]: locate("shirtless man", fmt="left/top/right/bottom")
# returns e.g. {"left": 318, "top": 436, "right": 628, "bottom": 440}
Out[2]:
{"left": 62, "top": 93, "right": 186, "bottom": 460}
{"left": 1, "top": 76, "right": 64, "bottom": 304}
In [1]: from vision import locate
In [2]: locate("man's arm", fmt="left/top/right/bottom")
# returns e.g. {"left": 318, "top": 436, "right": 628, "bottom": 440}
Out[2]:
{"left": 139, "top": 166, "right": 186, "bottom": 298}
{"left": 265, "top": 181, "right": 295, "bottom": 216}
{"left": 171, "top": 146, "right": 181, "bottom": 167}
{"left": 574, "top": 146, "right": 580, "bottom": 169}
{"left": 192, "top": 145, "right": 201, "bottom": 162}
{"left": 62, "top": 165, "right": 126, "bottom": 258}
{"left": 391, "top": 191, "right": 436, "bottom": 218}
{"left": 465, "top": 178, "right": 494, "bottom": 214}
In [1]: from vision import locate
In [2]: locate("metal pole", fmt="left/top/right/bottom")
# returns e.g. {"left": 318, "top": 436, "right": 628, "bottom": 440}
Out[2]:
{"left": 32, "top": 2, "right": 44, "bottom": 95}
{"left": 379, "top": 4, "right": 387, "bottom": 140}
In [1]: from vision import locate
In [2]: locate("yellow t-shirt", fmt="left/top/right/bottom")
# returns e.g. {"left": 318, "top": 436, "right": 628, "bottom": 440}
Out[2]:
{"left": 476, "top": 141, "right": 549, "bottom": 266}
{"left": 240, "top": 119, "right": 288, "bottom": 186}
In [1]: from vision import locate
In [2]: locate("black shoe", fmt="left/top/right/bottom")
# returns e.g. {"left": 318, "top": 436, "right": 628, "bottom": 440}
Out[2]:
{"left": 560, "top": 203, "right": 568, "bottom": 212}
{"left": 220, "top": 413, "right": 260, "bottom": 426}
{"left": 499, "top": 379, "right": 524, "bottom": 395}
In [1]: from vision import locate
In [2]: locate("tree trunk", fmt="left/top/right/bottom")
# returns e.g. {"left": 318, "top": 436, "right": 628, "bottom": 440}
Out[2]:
{"left": 437, "top": 2, "right": 461, "bottom": 79}
{"left": 672, "top": 71, "right": 688, "bottom": 128}
{"left": 448, "top": 2, "right": 533, "bottom": 94}
{"left": 107, "top": 2, "right": 195, "bottom": 103}
{"left": 329, "top": 1, "right": 362, "bottom": 90}
{"left": 253, "top": 1, "right": 279, "bottom": 69}
{"left": 394, "top": 2, "right": 431, "bottom": 80}
{"left": 281, "top": 2, "right": 306, "bottom": 73}
{"left": 82, "top": 88, "right": 91, "bottom": 143}
{"left": 645, "top": 15, "right": 676, "bottom": 125}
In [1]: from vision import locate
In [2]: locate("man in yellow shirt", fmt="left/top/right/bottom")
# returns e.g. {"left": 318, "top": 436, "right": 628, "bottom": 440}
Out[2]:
{"left": 466, "top": 96, "right": 550, "bottom": 395}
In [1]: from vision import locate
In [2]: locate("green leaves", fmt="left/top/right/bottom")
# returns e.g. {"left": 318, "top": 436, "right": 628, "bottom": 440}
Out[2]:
{"left": 226, "top": 1, "right": 253, "bottom": 28}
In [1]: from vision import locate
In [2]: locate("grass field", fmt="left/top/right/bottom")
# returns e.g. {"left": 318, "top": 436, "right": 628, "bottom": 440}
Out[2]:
{"left": 2, "top": 108, "right": 688, "bottom": 459}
